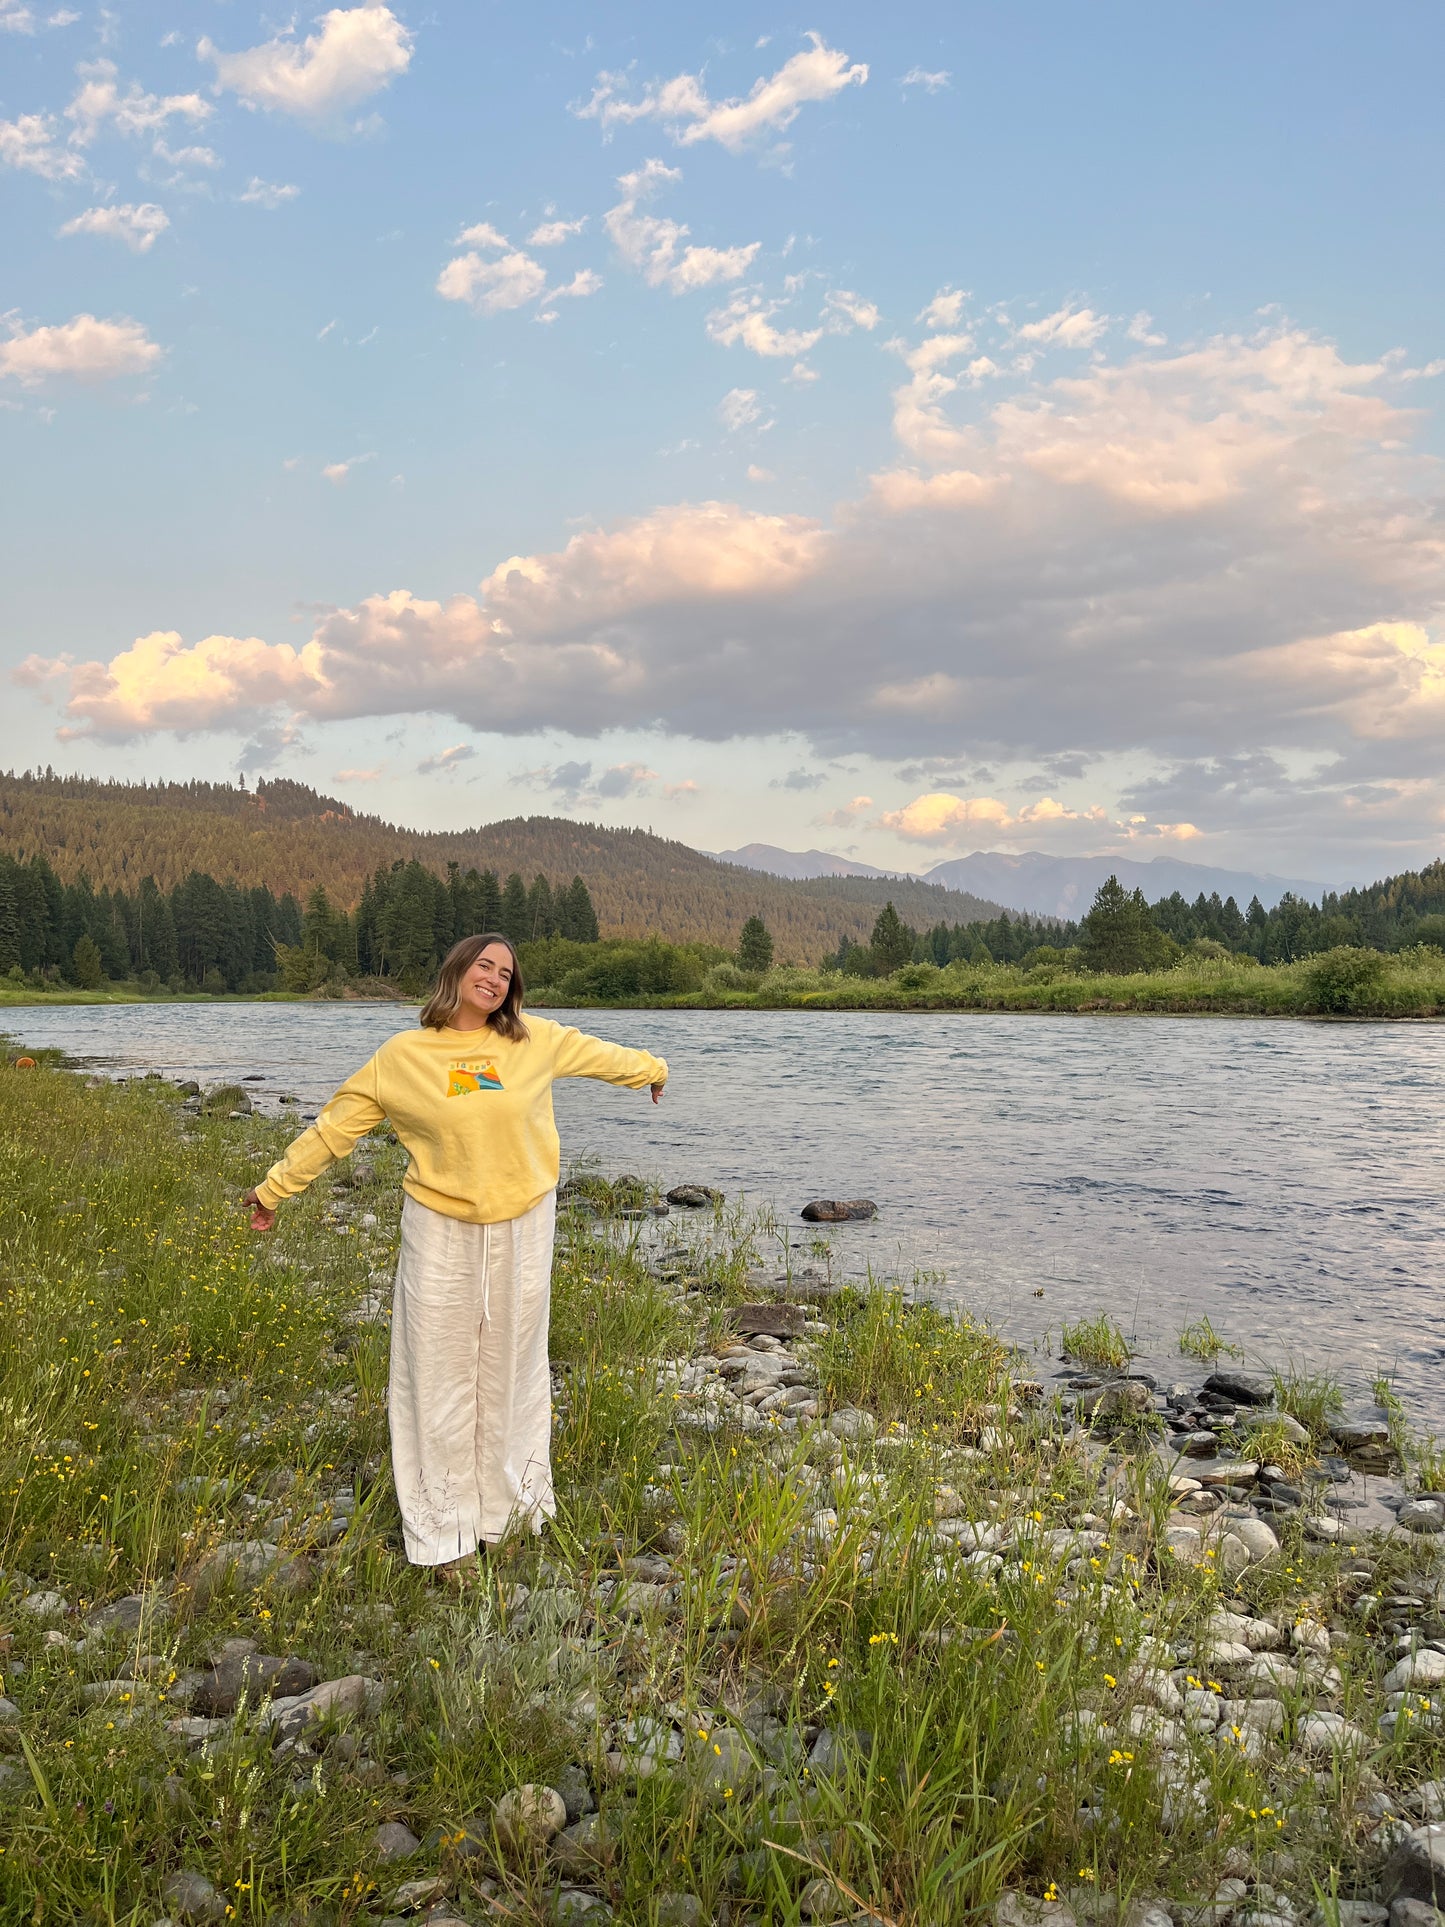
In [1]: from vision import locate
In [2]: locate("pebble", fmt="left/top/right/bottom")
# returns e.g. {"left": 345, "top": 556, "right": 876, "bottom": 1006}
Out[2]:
{"left": 1384, "top": 1651, "right": 1445, "bottom": 1695}
{"left": 553, "top": 1891, "right": 613, "bottom": 1925}
{"left": 20, "top": 1590, "right": 67, "bottom": 1617}
{"left": 1398, "top": 1500, "right": 1445, "bottom": 1535}
{"left": 493, "top": 1783, "right": 567, "bottom": 1852}
{"left": 373, "top": 1821, "right": 420, "bottom": 1862}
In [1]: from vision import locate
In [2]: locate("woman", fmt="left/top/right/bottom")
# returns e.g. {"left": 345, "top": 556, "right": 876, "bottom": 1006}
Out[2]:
{"left": 243, "top": 933, "right": 667, "bottom": 1577}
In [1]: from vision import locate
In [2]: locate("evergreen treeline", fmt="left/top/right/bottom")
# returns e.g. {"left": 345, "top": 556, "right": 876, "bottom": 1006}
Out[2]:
{"left": 0, "top": 770, "right": 1006, "bottom": 960}
{"left": 0, "top": 848, "right": 599, "bottom": 993}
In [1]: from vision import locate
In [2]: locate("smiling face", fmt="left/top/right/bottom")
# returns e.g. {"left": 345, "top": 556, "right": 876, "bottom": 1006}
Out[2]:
{"left": 457, "top": 941, "right": 514, "bottom": 1021}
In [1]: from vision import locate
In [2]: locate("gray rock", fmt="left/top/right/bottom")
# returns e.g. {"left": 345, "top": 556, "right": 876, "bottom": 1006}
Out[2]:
{"left": 84, "top": 1593, "right": 168, "bottom": 1636}
{"left": 1383, "top": 1825, "right": 1445, "bottom": 1906}
{"left": 1389, "top": 1905, "right": 1445, "bottom": 1927}
{"left": 1398, "top": 1501, "right": 1445, "bottom": 1535}
{"left": 552, "top": 1891, "right": 613, "bottom": 1926}
{"left": 373, "top": 1822, "right": 420, "bottom": 1862}
{"left": 389, "top": 1876, "right": 448, "bottom": 1913}
{"left": 667, "top": 1185, "right": 723, "bottom": 1207}
{"left": 1297, "top": 1713, "right": 1371, "bottom": 1757}
{"left": 553, "top": 1813, "right": 615, "bottom": 1881}
{"left": 0, "top": 1696, "right": 18, "bottom": 1722}
{"left": 1202, "top": 1370, "right": 1276, "bottom": 1406}
{"left": 1230, "top": 1518, "right": 1282, "bottom": 1565}
{"left": 192, "top": 1652, "right": 317, "bottom": 1717}
{"left": 654, "top": 1897, "right": 707, "bottom": 1927}
{"left": 1312, "top": 1905, "right": 1387, "bottom": 1927}
{"left": 996, "top": 1896, "right": 1078, "bottom": 1927}
{"left": 800, "top": 1875, "right": 849, "bottom": 1919}
{"left": 1384, "top": 1651, "right": 1445, "bottom": 1695}
{"left": 266, "top": 1673, "right": 384, "bottom": 1741}
{"left": 807, "top": 1726, "right": 872, "bottom": 1778}
{"left": 1077, "top": 1381, "right": 1152, "bottom": 1422}
{"left": 160, "top": 1871, "right": 227, "bottom": 1924}
{"left": 19, "top": 1590, "right": 67, "bottom": 1617}
{"left": 1331, "top": 1420, "right": 1394, "bottom": 1457}
{"left": 493, "top": 1783, "right": 567, "bottom": 1853}
{"left": 186, "top": 1541, "right": 309, "bottom": 1608}
{"left": 825, "top": 1408, "right": 876, "bottom": 1443}
{"left": 686, "top": 1724, "right": 756, "bottom": 1801}
{"left": 554, "top": 1763, "right": 596, "bottom": 1823}
{"left": 800, "top": 1199, "right": 877, "bottom": 1222}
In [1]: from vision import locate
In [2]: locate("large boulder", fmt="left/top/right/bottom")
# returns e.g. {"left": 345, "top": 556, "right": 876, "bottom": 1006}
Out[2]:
{"left": 1201, "top": 1370, "right": 1275, "bottom": 1407}
{"left": 800, "top": 1199, "right": 877, "bottom": 1222}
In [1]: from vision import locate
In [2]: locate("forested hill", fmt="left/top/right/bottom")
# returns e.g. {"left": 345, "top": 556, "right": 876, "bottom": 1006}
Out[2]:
{"left": 0, "top": 771, "right": 1007, "bottom": 959}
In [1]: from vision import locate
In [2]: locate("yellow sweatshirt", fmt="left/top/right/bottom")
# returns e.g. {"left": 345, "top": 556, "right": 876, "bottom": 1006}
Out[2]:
{"left": 255, "top": 1016, "right": 668, "bottom": 1224}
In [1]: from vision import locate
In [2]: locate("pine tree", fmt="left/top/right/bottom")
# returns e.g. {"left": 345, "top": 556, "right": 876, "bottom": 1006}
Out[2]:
{"left": 526, "top": 874, "right": 555, "bottom": 941}
{"left": 869, "top": 901, "right": 914, "bottom": 974}
{"left": 499, "top": 872, "right": 529, "bottom": 943}
{"left": 71, "top": 932, "right": 103, "bottom": 988}
{"left": 0, "top": 864, "right": 21, "bottom": 973}
{"left": 738, "top": 915, "right": 774, "bottom": 971}
{"left": 1079, "top": 877, "right": 1171, "bottom": 974}
{"left": 560, "top": 875, "right": 599, "bottom": 943}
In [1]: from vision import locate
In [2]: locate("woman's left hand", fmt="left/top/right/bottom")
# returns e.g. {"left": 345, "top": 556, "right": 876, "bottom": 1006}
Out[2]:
{"left": 650, "top": 1083, "right": 665, "bottom": 1105}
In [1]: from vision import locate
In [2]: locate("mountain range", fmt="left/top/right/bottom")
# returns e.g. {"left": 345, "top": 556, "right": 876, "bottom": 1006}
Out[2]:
{"left": 712, "top": 843, "right": 1323, "bottom": 917}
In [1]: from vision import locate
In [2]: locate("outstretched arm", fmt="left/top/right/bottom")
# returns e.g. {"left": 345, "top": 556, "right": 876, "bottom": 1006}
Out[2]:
{"left": 244, "top": 1064, "right": 386, "bottom": 1231}
{"left": 552, "top": 1026, "right": 669, "bottom": 1094}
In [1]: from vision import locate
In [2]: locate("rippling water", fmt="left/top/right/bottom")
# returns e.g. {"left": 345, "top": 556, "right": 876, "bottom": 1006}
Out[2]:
{"left": 8, "top": 1002, "right": 1445, "bottom": 1430}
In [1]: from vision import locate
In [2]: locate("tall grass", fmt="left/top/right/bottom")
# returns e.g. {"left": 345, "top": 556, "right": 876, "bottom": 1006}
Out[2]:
{"left": 0, "top": 1062, "right": 1437, "bottom": 1923}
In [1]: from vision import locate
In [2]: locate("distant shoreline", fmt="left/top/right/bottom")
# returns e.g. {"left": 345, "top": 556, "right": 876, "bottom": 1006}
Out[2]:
{"left": 2, "top": 987, "right": 1440, "bottom": 1023}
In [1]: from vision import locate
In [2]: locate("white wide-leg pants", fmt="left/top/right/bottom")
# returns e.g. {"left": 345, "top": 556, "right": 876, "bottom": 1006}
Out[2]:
{"left": 388, "top": 1190, "right": 557, "bottom": 1565}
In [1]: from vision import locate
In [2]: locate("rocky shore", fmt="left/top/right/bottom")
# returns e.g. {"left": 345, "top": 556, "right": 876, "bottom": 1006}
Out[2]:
{"left": 1, "top": 1070, "right": 1443, "bottom": 1925}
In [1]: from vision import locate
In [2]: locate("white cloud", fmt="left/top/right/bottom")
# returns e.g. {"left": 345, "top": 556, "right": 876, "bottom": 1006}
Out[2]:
{"left": 1127, "top": 310, "right": 1167, "bottom": 347}
{"left": 58, "top": 202, "right": 169, "bottom": 251}
{"left": 437, "top": 222, "right": 598, "bottom": 317}
{"left": 0, "top": 312, "right": 162, "bottom": 385}
{"left": 918, "top": 288, "right": 967, "bottom": 330}
{"left": 706, "top": 290, "right": 823, "bottom": 360}
{"left": 746, "top": 463, "right": 774, "bottom": 482}
{"left": 719, "top": 387, "right": 763, "bottom": 432}
{"left": 238, "top": 178, "right": 300, "bottom": 208}
{"left": 1013, "top": 304, "right": 1108, "bottom": 349}
{"left": 153, "top": 137, "right": 220, "bottom": 170}
{"left": 603, "top": 160, "right": 759, "bottom": 294}
{"left": 529, "top": 217, "right": 586, "bottom": 247}
{"left": 457, "top": 221, "right": 510, "bottom": 250}
{"left": 322, "top": 452, "right": 376, "bottom": 484}
{"left": 900, "top": 67, "right": 951, "bottom": 92}
{"left": 576, "top": 34, "right": 867, "bottom": 154}
{"left": 0, "top": 112, "right": 86, "bottom": 179}
{"left": 1, "top": 1, "right": 79, "bottom": 32}
{"left": 877, "top": 792, "right": 1114, "bottom": 846}
{"left": 817, "top": 795, "right": 874, "bottom": 828}
{"left": 824, "top": 288, "right": 880, "bottom": 332}
{"left": 437, "top": 248, "right": 548, "bottom": 315}
{"left": 199, "top": 3, "right": 412, "bottom": 123}
{"left": 29, "top": 315, "right": 1445, "bottom": 865}
{"left": 417, "top": 742, "right": 475, "bottom": 774}
{"left": 66, "top": 58, "right": 210, "bottom": 146}
{"left": 550, "top": 269, "right": 602, "bottom": 300}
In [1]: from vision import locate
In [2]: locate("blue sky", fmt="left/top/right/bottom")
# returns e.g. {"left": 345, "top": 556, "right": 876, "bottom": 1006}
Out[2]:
{"left": 4, "top": 2, "right": 1443, "bottom": 885}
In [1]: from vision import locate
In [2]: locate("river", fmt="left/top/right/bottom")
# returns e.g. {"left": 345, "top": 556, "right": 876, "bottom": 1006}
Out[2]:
{"left": 7, "top": 1002, "right": 1444, "bottom": 1432}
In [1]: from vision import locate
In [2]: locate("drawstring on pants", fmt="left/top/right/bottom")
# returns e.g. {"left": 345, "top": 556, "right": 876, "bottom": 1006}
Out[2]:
{"left": 480, "top": 1220, "right": 491, "bottom": 1326}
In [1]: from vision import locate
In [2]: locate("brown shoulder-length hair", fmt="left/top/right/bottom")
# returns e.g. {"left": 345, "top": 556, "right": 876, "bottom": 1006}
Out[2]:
{"left": 419, "top": 934, "right": 529, "bottom": 1040}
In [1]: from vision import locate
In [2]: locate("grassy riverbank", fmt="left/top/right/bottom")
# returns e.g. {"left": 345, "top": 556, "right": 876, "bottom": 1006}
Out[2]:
{"left": 2, "top": 1067, "right": 1444, "bottom": 1924}
{"left": 526, "top": 949, "right": 1445, "bottom": 1019}
{"left": 8, "top": 946, "right": 1445, "bottom": 1021}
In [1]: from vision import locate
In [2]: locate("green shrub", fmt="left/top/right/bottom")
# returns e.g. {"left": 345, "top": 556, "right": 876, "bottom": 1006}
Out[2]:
{"left": 1303, "top": 945, "right": 1387, "bottom": 1013}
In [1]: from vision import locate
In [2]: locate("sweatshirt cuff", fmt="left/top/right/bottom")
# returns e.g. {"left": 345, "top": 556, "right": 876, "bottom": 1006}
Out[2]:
{"left": 254, "top": 1176, "right": 284, "bottom": 1210}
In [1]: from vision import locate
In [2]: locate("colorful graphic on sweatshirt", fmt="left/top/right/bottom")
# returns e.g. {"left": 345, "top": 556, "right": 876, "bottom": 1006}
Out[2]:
{"left": 447, "top": 1061, "right": 503, "bottom": 1096}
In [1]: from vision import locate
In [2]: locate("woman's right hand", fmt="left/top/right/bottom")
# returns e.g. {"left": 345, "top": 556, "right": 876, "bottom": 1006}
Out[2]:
{"left": 242, "top": 1187, "right": 276, "bottom": 1232}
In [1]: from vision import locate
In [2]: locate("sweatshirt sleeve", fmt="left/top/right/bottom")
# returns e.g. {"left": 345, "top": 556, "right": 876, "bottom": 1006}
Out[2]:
{"left": 550, "top": 1025, "right": 668, "bottom": 1091}
{"left": 254, "top": 1055, "right": 387, "bottom": 1208}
